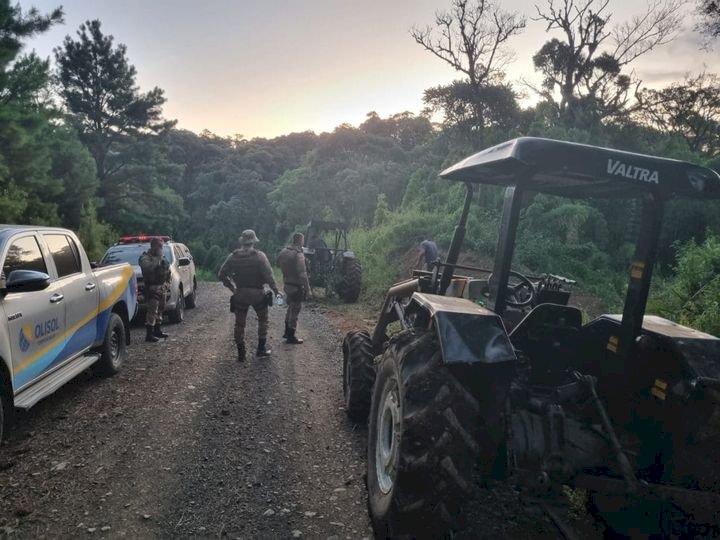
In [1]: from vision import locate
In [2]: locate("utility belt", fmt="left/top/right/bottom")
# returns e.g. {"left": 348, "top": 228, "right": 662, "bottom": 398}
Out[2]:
{"left": 230, "top": 288, "right": 266, "bottom": 313}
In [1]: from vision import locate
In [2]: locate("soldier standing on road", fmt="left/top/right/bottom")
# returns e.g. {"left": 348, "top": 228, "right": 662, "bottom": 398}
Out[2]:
{"left": 277, "top": 232, "right": 313, "bottom": 344}
{"left": 139, "top": 238, "right": 171, "bottom": 343}
{"left": 218, "top": 230, "right": 279, "bottom": 362}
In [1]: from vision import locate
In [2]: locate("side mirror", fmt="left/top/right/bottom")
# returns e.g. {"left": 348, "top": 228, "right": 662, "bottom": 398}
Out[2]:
{"left": 5, "top": 270, "right": 51, "bottom": 294}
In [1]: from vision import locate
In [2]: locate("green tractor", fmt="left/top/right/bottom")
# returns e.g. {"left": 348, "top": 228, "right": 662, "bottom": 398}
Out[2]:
{"left": 303, "top": 220, "right": 362, "bottom": 303}
{"left": 342, "top": 137, "right": 720, "bottom": 538}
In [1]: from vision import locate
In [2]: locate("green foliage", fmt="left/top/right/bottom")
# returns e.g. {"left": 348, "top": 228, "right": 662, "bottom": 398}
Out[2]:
{"left": 373, "top": 193, "right": 391, "bottom": 226}
{"left": 650, "top": 234, "right": 720, "bottom": 335}
{"left": 54, "top": 19, "right": 179, "bottom": 237}
{"left": 77, "top": 202, "right": 116, "bottom": 261}
{"left": 203, "top": 245, "right": 225, "bottom": 273}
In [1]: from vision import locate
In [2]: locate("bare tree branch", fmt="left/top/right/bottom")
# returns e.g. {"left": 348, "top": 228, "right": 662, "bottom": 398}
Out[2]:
{"left": 532, "top": 0, "right": 686, "bottom": 123}
{"left": 411, "top": 0, "right": 526, "bottom": 86}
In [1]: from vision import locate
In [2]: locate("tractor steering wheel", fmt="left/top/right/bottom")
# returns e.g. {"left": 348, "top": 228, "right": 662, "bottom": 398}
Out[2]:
{"left": 487, "top": 270, "right": 536, "bottom": 308}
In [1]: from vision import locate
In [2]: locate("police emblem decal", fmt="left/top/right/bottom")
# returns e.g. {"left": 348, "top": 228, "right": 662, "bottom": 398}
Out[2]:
{"left": 19, "top": 324, "right": 33, "bottom": 352}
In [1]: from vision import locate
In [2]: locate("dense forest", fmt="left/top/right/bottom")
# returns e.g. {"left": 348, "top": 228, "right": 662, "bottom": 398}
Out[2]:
{"left": 3, "top": 0, "right": 720, "bottom": 332}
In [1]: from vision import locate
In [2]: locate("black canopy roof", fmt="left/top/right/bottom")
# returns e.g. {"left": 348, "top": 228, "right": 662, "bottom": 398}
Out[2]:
{"left": 440, "top": 137, "right": 720, "bottom": 199}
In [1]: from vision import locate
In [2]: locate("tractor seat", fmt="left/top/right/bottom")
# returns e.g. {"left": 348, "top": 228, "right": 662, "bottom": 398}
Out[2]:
{"left": 464, "top": 278, "right": 490, "bottom": 302}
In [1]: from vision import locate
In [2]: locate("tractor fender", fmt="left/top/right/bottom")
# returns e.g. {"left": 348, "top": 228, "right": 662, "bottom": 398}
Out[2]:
{"left": 408, "top": 292, "right": 517, "bottom": 366}
{"left": 341, "top": 250, "right": 355, "bottom": 258}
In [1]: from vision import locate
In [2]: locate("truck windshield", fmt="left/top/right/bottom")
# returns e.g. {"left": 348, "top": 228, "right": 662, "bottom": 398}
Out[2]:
{"left": 101, "top": 244, "right": 173, "bottom": 266}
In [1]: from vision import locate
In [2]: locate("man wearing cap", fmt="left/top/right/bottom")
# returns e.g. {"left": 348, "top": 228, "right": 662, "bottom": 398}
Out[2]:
{"left": 277, "top": 232, "right": 313, "bottom": 344}
{"left": 139, "top": 238, "right": 171, "bottom": 343}
{"left": 218, "top": 229, "right": 279, "bottom": 361}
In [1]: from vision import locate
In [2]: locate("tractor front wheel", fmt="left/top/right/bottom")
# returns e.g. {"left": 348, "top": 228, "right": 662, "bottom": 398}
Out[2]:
{"left": 367, "top": 330, "right": 482, "bottom": 538}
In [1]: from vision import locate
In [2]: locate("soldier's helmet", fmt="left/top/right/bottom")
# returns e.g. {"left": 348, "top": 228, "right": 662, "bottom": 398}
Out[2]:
{"left": 239, "top": 229, "right": 259, "bottom": 245}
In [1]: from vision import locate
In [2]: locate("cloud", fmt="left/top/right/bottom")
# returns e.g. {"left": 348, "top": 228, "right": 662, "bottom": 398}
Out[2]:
{"left": 636, "top": 69, "right": 693, "bottom": 83}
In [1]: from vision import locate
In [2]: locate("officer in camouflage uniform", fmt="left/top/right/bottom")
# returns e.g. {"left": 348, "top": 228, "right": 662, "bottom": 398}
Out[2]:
{"left": 139, "top": 238, "right": 171, "bottom": 343}
{"left": 277, "top": 232, "right": 312, "bottom": 344}
{"left": 218, "top": 230, "right": 279, "bottom": 361}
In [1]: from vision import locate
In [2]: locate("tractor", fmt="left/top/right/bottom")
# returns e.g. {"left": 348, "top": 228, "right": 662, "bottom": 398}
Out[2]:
{"left": 303, "top": 220, "right": 362, "bottom": 303}
{"left": 341, "top": 137, "right": 720, "bottom": 538}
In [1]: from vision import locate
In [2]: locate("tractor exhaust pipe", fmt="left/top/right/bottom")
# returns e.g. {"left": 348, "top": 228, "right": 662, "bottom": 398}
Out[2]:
{"left": 439, "top": 183, "right": 474, "bottom": 295}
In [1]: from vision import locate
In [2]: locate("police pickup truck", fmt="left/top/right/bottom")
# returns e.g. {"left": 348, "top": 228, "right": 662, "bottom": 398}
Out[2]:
{"left": 0, "top": 226, "right": 137, "bottom": 442}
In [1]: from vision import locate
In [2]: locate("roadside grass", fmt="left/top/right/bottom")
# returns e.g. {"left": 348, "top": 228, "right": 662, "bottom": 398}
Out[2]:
{"left": 195, "top": 268, "right": 216, "bottom": 281}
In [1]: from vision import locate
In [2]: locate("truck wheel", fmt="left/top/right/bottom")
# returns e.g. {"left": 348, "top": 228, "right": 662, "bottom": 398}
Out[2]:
{"left": 342, "top": 330, "right": 375, "bottom": 422}
{"left": 96, "top": 313, "right": 127, "bottom": 377}
{"left": 185, "top": 281, "right": 197, "bottom": 309}
{"left": 336, "top": 258, "right": 362, "bottom": 303}
{"left": 367, "top": 330, "right": 482, "bottom": 538}
{"left": 169, "top": 291, "right": 185, "bottom": 323}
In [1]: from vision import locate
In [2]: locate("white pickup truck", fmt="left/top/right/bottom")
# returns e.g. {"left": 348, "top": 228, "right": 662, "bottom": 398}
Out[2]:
{"left": 0, "top": 226, "right": 138, "bottom": 442}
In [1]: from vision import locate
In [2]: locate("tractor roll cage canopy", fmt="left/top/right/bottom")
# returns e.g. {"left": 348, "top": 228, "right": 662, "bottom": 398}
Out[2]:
{"left": 435, "top": 137, "right": 720, "bottom": 364}
{"left": 440, "top": 137, "right": 720, "bottom": 200}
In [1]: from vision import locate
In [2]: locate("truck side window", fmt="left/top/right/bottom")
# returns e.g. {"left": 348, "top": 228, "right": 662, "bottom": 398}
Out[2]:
{"left": 3, "top": 236, "right": 48, "bottom": 277}
{"left": 44, "top": 234, "right": 81, "bottom": 278}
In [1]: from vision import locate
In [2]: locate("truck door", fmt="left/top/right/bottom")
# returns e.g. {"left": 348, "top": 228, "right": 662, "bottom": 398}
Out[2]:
{"left": 173, "top": 244, "right": 189, "bottom": 295}
{"left": 42, "top": 233, "right": 97, "bottom": 356}
{"left": 1, "top": 234, "right": 66, "bottom": 390}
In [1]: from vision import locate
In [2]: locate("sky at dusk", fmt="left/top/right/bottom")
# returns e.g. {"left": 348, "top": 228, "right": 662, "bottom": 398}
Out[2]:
{"left": 17, "top": 0, "right": 720, "bottom": 138}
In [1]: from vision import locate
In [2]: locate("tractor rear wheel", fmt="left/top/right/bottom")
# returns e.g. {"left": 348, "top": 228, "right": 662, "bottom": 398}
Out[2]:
{"left": 336, "top": 257, "right": 362, "bottom": 303}
{"left": 342, "top": 330, "right": 375, "bottom": 422}
{"left": 367, "top": 330, "right": 482, "bottom": 538}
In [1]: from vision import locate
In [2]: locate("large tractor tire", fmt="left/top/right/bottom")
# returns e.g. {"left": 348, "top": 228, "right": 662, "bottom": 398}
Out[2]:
{"left": 367, "top": 330, "right": 483, "bottom": 538}
{"left": 336, "top": 257, "right": 362, "bottom": 303}
{"left": 342, "top": 330, "right": 375, "bottom": 422}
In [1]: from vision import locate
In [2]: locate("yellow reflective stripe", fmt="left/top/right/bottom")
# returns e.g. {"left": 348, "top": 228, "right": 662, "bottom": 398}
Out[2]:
{"left": 654, "top": 378, "right": 668, "bottom": 391}
{"left": 651, "top": 387, "right": 667, "bottom": 401}
{"left": 607, "top": 335, "right": 619, "bottom": 353}
{"left": 13, "top": 267, "right": 133, "bottom": 376}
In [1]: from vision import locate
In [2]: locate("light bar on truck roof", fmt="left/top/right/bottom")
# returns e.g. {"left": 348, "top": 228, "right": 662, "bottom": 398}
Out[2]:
{"left": 117, "top": 235, "right": 172, "bottom": 244}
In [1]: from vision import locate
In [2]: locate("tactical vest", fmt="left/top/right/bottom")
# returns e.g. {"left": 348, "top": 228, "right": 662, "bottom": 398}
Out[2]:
{"left": 228, "top": 250, "right": 265, "bottom": 289}
{"left": 278, "top": 247, "right": 304, "bottom": 286}
{"left": 139, "top": 253, "right": 168, "bottom": 285}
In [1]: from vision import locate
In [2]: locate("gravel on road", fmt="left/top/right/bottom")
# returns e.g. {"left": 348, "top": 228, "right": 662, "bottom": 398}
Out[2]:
{"left": 0, "top": 282, "right": 372, "bottom": 539}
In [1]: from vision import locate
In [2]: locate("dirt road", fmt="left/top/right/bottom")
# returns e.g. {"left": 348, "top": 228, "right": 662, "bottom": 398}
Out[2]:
{"left": 0, "top": 283, "right": 373, "bottom": 539}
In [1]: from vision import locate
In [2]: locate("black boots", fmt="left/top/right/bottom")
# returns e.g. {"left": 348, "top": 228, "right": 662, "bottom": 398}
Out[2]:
{"left": 282, "top": 324, "right": 289, "bottom": 339}
{"left": 286, "top": 328, "right": 304, "bottom": 344}
{"left": 257, "top": 339, "right": 272, "bottom": 357}
{"left": 237, "top": 342, "right": 246, "bottom": 362}
{"left": 153, "top": 324, "right": 169, "bottom": 338}
{"left": 145, "top": 325, "right": 159, "bottom": 343}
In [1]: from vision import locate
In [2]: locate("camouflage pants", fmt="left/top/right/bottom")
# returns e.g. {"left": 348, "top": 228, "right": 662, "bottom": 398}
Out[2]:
{"left": 232, "top": 288, "right": 268, "bottom": 344}
{"left": 145, "top": 284, "right": 167, "bottom": 326}
{"left": 283, "top": 284, "right": 304, "bottom": 331}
